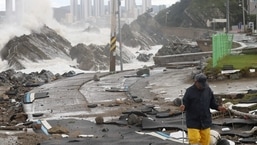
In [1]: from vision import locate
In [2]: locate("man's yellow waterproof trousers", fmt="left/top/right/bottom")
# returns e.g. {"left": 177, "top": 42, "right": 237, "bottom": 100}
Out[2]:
{"left": 187, "top": 128, "right": 210, "bottom": 145}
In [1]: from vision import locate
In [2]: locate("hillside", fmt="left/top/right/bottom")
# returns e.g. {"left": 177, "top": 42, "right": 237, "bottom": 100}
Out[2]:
{"left": 155, "top": 0, "right": 243, "bottom": 29}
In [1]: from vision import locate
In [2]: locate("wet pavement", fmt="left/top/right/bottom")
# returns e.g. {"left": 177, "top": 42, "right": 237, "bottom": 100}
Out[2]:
{"left": 22, "top": 66, "right": 257, "bottom": 144}
{"left": 23, "top": 67, "right": 194, "bottom": 121}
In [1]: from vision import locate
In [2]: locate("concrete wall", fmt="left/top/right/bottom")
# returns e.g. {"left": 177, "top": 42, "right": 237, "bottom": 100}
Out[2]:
{"left": 153, "top": 52, "right": 212, "bottom": 66}
{"left": 161, "top": 27, "right": 213, "bottom": 40}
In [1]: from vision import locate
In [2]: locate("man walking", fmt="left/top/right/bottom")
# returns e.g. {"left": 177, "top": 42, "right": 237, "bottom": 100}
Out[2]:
{"left": 180, "top": 73, "right": 226, "bottom": 145}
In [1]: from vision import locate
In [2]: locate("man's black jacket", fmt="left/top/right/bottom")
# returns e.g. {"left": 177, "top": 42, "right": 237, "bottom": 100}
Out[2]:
{"left": 183, "top": 84, "right": 219, "bottom": 129}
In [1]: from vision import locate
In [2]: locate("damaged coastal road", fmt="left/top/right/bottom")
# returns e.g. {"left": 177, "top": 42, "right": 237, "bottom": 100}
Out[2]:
{"left": 1, "top": 67, "right": 257, "bottom": 144}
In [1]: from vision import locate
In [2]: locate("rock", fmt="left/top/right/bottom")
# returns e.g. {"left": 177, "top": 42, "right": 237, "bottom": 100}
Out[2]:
{"left": 120, "top": 13, "right": 169, "bottom": 48}
{"left": 1, "top": 94, "right": 9, "bottom": 101}
{"left": 216, "top": 74, "right": 228, "bottom": 81}
{"left": 229, "top": 73, "right": 241, "bottom": 80}
{"left": 93, "top": 74, "right": 100, "bottom": 81}
{"left": 87, "top": 104, "right": 97, "bottom": 108}
{"left": 115, "top": 98, "right": 124, "bottom": 104}
{"left": 95, "top": 116, "right": 104, "bottom": 124}
{"left": 0, "top": 26, "right": 72, "bottom": 70}
{"left": 136, "top": 68, "right": 150, "bottom": 76}
{"left": 216, "top": 139, "right": 230, "bottom": 145}
{"left": 32, "top": 113, "right": 44, "bottom": 117}
{"left": 156, "top": 42, "right": 202, "bottom": 56}
{"left": 136, "top": 53, "right": 153, "bottom": 62}
{"left": 5, "top": 88, "right": 18, "bottom": 95}
{"left": 39, "top": 69, "right": 56, "bottom": 83}
{"left": 133, "top": 98, "right": 143, "bottom": 103}
{"left": 62, "top": 71, "right": 76, "bottom": 77}
{"left": 127, "top": 113, "right": 142, "bottom": 125}
{"left": 102, "top": 128, "right": 109, "bottom": 132}
{"left": 14, "top": 113, "right": 28, "bottom": 123}
{"left": 48, "top": 126, "right": 69, "bottom": 134}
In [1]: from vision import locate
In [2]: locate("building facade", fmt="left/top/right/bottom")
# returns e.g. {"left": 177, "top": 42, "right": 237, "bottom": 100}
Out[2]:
{"left": 81, "top": 0, "right": 92, "bottom": 20}
{"left": 70, "top": 0, "right": 79, "bottom": 22}
{"left": 6, "top": 0, "right": 13, "bottom": 17}
{"left": 142, "top": 0, "right": 152, "bottom": 13}
{"left": 125, "top": 0, "right": 136, "bottom": 18}
{"left": 94, "top": 0, "right": 105, "bottom": 17}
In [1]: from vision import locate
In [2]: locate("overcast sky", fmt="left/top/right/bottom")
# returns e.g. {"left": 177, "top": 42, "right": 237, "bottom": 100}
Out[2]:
{"left": 0, "top": 0, "right": 180, "bottom": 10}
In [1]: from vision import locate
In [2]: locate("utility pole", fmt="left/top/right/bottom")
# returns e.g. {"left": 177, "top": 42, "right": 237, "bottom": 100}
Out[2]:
{"left": 118, "top": 0, "right": 123, "bottom": 71}
{"left": 165, "top": 11, "right": 169, "bottom": 26}
{"left": 242, "top": 0, "right": 246, "bottom": 32}
{"left": 110, "top": 0, "right": 117, "bottom": 72}
{"left": 254, "top": 2, "right": 257, "bottom": 31}
{"left": 226, "top": 0, "right": 230, "bottom": 33}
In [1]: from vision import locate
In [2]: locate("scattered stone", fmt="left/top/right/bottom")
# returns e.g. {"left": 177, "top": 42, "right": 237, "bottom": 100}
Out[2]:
{"left": 131, "top": 96, "right": 138, "bottom": 99}
{"left": 95, "top": 116, "right": 104, "bottom": 124}
{"left": 14, "top": 113, "right": 28, "bottom": 123}
{"left": 216, "top": 139, "right": 230, "bottom": 145}
{"left": 141, "top": 107, "right": 152, "bottom": 113}
{"left": 153, "top": 97, "right": 158, "bottom": 101}
{"left": 48, "top": 126, "right": 69, "bottom": 134}
{"left": 229, "top": 73, "right": 241, "bottom": 80}
{"left": 68, "top": 140, "right": 81, "bottom": 143}
{"left": 137, "top": 53, "right": 153, "bottom": 62}
{"left": 32, "top": 113, "right": 44, "bottom": 117}
{"left": 133, "top": 98, "right": 143, "bottom": 103}
{"left": 155, "top": 42, "right": 202, "bottom": 56}
{"left": 127, "top": 113, "right": 142, "bottom": 125}
{"left": 107, "top": 104, "right": 120, "bottom": 107}
{"left": 87, "top": 104, "right": 98, "bottom": 108}
{"left": 62, "top": 71, "right": 76, "bottom": 77}
{"left": 136, "top": 68, "right": 150, "bottom": 76}
{"left": 115, "top": 98, "right": 124, "bottom": 104}
{"left": 93, "top": 74, "right": 100, "bottom": 81}
{"left": 102, "top": 128, "right": 109, "bottom": 132}
{"left": 247, "top": 89, "right": 257, "bottom": 94}
{"left": 5, "top": 89, "right": 18, "bottom": 95}
{"left": 1, "top": 94, "right": 9, "bottom": 101}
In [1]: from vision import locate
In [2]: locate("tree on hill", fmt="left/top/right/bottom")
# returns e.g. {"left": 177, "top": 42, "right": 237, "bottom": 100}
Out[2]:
{"left": 155, "top": 0, "right": 246, "bottom": 30}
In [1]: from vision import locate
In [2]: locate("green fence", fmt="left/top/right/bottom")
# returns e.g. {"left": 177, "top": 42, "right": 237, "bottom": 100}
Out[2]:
{"left": 212, "top": 33, "right": 233, "bottom": 67}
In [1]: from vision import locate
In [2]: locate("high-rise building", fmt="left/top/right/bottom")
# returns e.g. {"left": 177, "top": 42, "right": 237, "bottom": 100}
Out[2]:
{"left": 6, "top": 0, "right": 13, "bottom": 17}
{"left": 70, "top": 0, "right": 79, "bottom": 22}
{"left": 94, "top": 0, "right": 105, "bottom": 17}
{"left": 81, "top": 0, "right": 92, "bottom": 20}
{"left": 142, "top": 0, "right": 152, "bottom": 13}
{"left": 125, "top": 0, "right": 136, "bottom": 18}
{"left": 15, "top": 0, "right": 24, "bottom": 22}
{"left": 107, "top": 0, "right": 111, "bottom": 15}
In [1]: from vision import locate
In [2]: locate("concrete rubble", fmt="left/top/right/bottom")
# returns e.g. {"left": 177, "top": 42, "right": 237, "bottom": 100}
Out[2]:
{"left": 0, "top": 66, "right": 256, "bottom": 144}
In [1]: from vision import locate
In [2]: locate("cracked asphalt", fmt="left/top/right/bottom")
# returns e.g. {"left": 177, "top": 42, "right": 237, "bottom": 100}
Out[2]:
{"left": 24, "top": 66, "right": 257, "bottom": 121}
{"left": 20, "top": 66, "right": 257, "bottom": 145}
